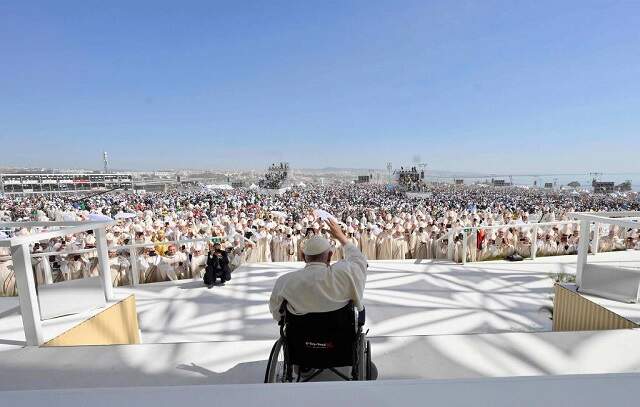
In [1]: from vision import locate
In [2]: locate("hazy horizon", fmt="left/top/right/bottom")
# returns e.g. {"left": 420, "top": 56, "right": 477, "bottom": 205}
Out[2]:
{"left": 2, "top": 1, "right": 639, "bottom": 172}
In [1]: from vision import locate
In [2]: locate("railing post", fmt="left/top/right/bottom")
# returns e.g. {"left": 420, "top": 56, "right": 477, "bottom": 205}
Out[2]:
{"left": 12, "top": 243, "right": 44, "bottom": 346}
{"left": 531, "top": 225, "right": 538, "bottom": 260}
{"left": 461, "top": 230, "right": 467, "bottom": 265}
{"left": 576, "top": 220, "right": 590, "bottom": 287}
{"left": 591, "top": 222, "right": 599, "bottom": 255}
{"left": 129, "top": 247, "right": 140, "bottom": 286}
{"left": 94, "top": 228, "right": 114, "bottom": 301}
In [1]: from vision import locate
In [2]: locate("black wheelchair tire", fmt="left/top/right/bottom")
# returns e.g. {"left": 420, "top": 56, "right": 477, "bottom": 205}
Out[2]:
{"left": 356, "top": 333, "right": 367, "bottom": 381}
{"left": 265, "top": 338, "right": 286, "bottom": 383}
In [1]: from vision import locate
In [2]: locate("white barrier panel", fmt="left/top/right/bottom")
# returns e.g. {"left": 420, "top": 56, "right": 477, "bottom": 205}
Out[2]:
{"left": 38, "top": 276, "right": 106, "bottom": 320}
{"left": 579, "top": 264, "right": 640, "bottom": 303}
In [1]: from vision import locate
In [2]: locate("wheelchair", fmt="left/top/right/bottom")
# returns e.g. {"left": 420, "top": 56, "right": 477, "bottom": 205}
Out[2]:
{"left": 264, "top": 300, "right": 373, "bottom": 383}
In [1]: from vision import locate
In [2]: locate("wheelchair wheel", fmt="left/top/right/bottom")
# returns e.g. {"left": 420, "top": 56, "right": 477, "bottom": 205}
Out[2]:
{"left": 355, "top": 333, "right": 367, "bottom": 381}
{"left": 265, "top": 338, "right": 290, "bottom": 383}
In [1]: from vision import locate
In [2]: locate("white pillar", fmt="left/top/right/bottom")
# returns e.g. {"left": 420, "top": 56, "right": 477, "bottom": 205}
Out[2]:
{"left": 461, "top": 230, "right": 467, "bottom": 265}
{"left": 447, "top": 229, "right": 455, "bottom": 260}
{"left": 531, "top": 225, "right": 538, "bottom": 260}
{"left": 576, "top": 220, "right": 590, "bottom": 287}
{"left": 591, "top": 222, "right": 599, "bottom": 255}
{"left": 94, "top": 228, "right": 114, "bottom": 301}
{"left": 12, "top": 244, "right": 44, "bottom": 346}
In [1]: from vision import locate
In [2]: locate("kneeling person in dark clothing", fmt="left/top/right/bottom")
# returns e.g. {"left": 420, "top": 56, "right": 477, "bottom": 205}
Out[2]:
{"left": 204, "top": 242, "right": 231, "bottom": 288}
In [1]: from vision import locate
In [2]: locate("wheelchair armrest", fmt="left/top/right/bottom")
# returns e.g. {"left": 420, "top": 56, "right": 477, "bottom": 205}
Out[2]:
{"left": 358, "top": 307, "right": 366, "bottom": 327}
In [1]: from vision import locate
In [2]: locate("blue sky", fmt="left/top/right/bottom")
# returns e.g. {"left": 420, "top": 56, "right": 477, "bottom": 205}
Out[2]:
{"left": 1, "top": 1, "right": 639, "bottom": 172}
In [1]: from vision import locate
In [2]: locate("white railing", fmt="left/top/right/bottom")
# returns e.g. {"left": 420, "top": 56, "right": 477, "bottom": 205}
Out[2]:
{"left": 0, "top": 220, "right": 114, "bottom": 346}
{"left": 441, "top": 220, "right": 580, "bottom": 264}
{"left": 570, "top": 211, "right": 640, "bottom": 301}
{"left": 25, "top": 234, "right": 255, "bottom": 286}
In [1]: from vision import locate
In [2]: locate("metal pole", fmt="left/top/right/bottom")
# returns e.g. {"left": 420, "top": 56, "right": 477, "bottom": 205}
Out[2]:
{"left": 591, "top": 222, "right": 599, "bottom": 255}
{"left": 531, "top": 225, "right": 538, "bottom": 260}
{"left": 94, "top": 228, "right": 114, "bottom": 301}
{"left": 461, "top": 230, "right": 467, "bottom": 265}
{"left": 576, "top": 220, "right": 590, "bottom": 287}
{"left": 12, "top": 244, "right": 44, "bottom": 346}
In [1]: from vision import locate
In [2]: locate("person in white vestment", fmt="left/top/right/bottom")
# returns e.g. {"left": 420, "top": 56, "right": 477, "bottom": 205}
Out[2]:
{"left": 269, "top": 218, "right": 367, "bottom": 319}
{"left": 269, "top": 217, "right": 376, "bottom": 379}
{"left": 190, "top": 241, "right": 208, "bottom": 279}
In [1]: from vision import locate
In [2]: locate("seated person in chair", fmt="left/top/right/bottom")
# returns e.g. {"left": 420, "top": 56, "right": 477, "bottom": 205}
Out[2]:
{"left": 269, "top": 218, "right": 368, "bottom": 321}
{"left": 268, "top": 217, "right": 375, "bottom": 379}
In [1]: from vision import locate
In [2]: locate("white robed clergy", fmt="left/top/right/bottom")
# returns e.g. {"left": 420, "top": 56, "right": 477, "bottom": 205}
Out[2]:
{"left": 190, "top": 241, "right": 208, "bottom": 279}
{"left": 0, "top": 246, "right": 16, "bottom": 297}
{"left": 376, "top": 227, "right": 394, "bottom": 260}
{"left": 359, "top": 229, "right": 377, "bottom": 260}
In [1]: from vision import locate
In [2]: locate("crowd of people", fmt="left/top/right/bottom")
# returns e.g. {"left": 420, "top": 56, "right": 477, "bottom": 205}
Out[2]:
{"left": 257, "top": 162, "right": 290, "bottom": 189}
{"left": 1, "top": 184, "right": 639, "bottom": 295}
{"left": 396, "top": 167, "right": 426, "bottom": 192}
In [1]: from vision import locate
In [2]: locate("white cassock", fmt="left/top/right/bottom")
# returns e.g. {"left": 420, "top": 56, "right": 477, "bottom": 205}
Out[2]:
{"left": 376, "top": 233, "right": 394, "bottom": 260}
{"left": 245, "top": 241, "right": 260, "bottom": 263}
{"left": 271, "top": 235, "right": 282, "bottom": 262}
{"left": 61, "top": 258, "right": 91, "bottom": 281}
{"left": 108, "top": 257, "right": 130, "bottom": 287}
{"left": 32, "top": 256, "right": 53, "bottom": 285}
{"left": 137, "top": 254, "right": 157, "bottom": 283}
{"left": 453, "top": 241, "right": 463, "bottom": 263}
{"left": 414, "top": 233, "right": 428, "bottom": 259}
{"left": 190, "top": 254, "right": 207, "bottom": 279}
{"left": 360, "top": 233, "right": 377, "bottom": 260}
{"left": 0, "top": 249, "right": 16, "bottom": 296}
{"left": 257, "top": 234, "right": 272, "bottom": 262}
{"left": 158, "top": 252, "right": 188, "bottom": 281}
{"left": 392, "top": 237, "right": 409, "bottom": 260}
{"left": 487, "top": 243, "right": 500, "bottom": 259}
{"left": 278, "top": 237, "right": 291, "bottom": 262}
{"left": 283, "top": 239, "right": 296, "bottom": 262}
{"left": 516, "top": 241, "right": 531, "bottom": 258}
{"left": 291, "top": 235, "right": 300, "bottom": 260}
{"left": 468, "top": 233, "right": 478, "bottom": 262}
{"left": 408, "top": 232, "right": 418, "bottom": 259}
{"left": 431, "top": 238, "right": 439, "bottom": 259}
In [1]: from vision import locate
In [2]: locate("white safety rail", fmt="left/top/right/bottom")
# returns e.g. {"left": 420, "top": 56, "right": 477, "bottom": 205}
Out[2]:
{"left": 570, "top": 211, "right": 640, "bottom": 302}
{"left": 0, "top": 220, "right": 115, "bottom": 346}
{"left": 443, "top": 220, "right": 580, "bottom": 264}
{"left": 111, "top": 236, "right": 237, "bottom": 285}
{"left": 25, "top": 235, "right": 253, "bottom": 286}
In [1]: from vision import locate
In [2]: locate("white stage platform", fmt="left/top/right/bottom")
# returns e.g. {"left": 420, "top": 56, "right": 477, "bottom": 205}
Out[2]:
{"left": 1, "top": 251, "right": 640, "bottom": 392}
{"left": 1, "top": 328, "right": 640, "bottom": 390}
{"left": 2, "top": 251, "right": 639, "bottom": 352}
{"left": 114, "top": 256, "right": 560, "bottom": 344}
